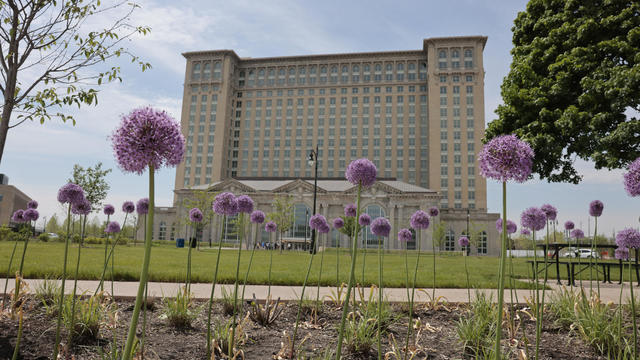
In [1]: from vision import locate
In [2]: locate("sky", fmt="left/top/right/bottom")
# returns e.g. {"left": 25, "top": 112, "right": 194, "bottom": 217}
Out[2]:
{"left": 1, "top": 0, "right": 636, "bottom": 237}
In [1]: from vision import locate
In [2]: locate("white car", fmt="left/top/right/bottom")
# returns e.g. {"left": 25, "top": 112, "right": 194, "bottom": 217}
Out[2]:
{"left": 565, "top": 248, "right": 599, "bottom": 259}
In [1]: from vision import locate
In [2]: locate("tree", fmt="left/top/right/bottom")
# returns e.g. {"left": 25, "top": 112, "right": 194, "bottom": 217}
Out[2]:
{"left": 0, "top": 0, "right": 151, "bottom": 164}
{"left": 45, "top": 213, "right": 60, "bottom": 233}
{"left": 432, "top": 221, "right": 447, "bottom": 251}
{"left": 267, "top": 196, "right": 294, "bottom": 251}
{"left": 486, "top": 0, "right": 640, "bottom": 183}
{"left": 68, "top": 162, "right": 111, "bottom": 211}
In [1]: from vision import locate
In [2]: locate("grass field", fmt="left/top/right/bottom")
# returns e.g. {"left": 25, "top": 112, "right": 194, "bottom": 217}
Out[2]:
{"left": 1, "top": 240, "right": 626, "bottom": 289}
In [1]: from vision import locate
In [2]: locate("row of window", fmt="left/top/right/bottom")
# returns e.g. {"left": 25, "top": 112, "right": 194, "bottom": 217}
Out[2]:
{"left": 238, "top": 85, "right": 428, "bottom": 98}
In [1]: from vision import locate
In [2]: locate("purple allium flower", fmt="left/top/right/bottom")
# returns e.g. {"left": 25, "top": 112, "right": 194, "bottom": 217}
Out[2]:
{"left": 589, "top": 200, "right": 604, "bottom": 217}
{"left": 428, "top": 207, "right": 439, "bottom": 217}
{"left": 189, "top": 208, "right": 203, "bottom": 223}
{"left": 520, "top": 207, "right": 547, "bottom": 231}
{"left": 624, "top": 157, "right": 640, "bottom": 197}
{"left": 371, "top": 217, "right": 391, "bottom": 237}
{"left": 540, "top": 204, "right": 558, "bottom": 221}
{"left": 57, "top": 183, "right": 85, "bottom": 205}
{"left": 111, "top": 107, "right": 185, "bottom": 174}
{"left": 72, "top": 199, "right": 91, "bottom": 215}
{"left": 496, "top": 219, "right": 517, "bottom": 234}
{"left": 27, "top": 200, "right": 38, "bottom": 210}
{"left": 571, "top": 229, "right": 585, "bottom": 239}
{"left": 318, "top": 223, "right": 331, "bottom": 234}
{"left": 265, "top": 221, "right": 277, "bottom": 233}
{"left": 310, "top": 214, "right": 328, "bottom": 230}
{"left": 398, "top": 228, "right": 413, "bottom": 242}
{"left": 136, "top": 198, "right": 149, "bottom": 215}
{"left": 358, "top": 213, "right": 371, "bottom": 226}
{"left": 521, "top": 228, "right": 531, "bottom": 236}
{"left": 23, "top": 208, "right": 39, "bottom": 222}
{"left": 333, "top": 217, "right": 345, "bottom": 229}
{"left": 344, "top": 203, "right": 357, "bottom": 217}
{"left": 236, "top": 195, "right": 254, "bottom": 214}
{"left": 615, "top": 247, "right": 630, "bottom": 261}
{"left": 616, "top": 228, "right": 640, "bottom": 249}
{"left": 458, "top": 236, "right": 470, "bottom": 247}
{"left": 345, "top": 158, "right": 377, "bottom": 188}
{"left": 410, "top": 210, "right": 430, "bottom": 230}
{"left": 213, "top": 192, "right": 238, "bottom": 216}
{"left": 103, "top": 204, "right": 115, "bottom": 216}
{"left": 250, "top": 210, "right": 265, "bottom": 224}
{"left": 105, "top": 221, "right": 121, "bottom": 234}
{"left": 122, "top": 201, "right": 135, "bottom": 214}
{"left": 478, "top": 134, "right": 534, "bottom": 183}
{"left": 564, "top": 221, "right": 575, "bottom": 231}
{"left": 11, "top": 209, "right": 25, "bottom": 223}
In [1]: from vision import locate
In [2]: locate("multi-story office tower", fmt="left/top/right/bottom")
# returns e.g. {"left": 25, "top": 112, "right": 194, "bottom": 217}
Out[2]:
{"left": 176, "top": 36, "right": 487, "bottom": 211}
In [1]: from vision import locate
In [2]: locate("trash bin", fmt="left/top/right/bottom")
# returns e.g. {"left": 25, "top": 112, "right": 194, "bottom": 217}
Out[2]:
{"left": 176, "top": 238, "right": 185, "bottom": 248}
{"left": 189, "top": 237, "right": 197, "bottom": 248}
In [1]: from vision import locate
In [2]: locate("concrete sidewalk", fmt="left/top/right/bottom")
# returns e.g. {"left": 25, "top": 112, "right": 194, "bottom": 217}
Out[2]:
{"left": 1, "top": 278, "right": 632, "bottom": 304}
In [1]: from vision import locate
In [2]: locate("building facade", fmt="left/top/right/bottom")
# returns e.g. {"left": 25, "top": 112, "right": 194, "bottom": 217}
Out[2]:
{"left": 176, "top": 36, "right": 487, "bottom": 211}
{"left": 0, "top": 183, "right": 32, "bottom": 227}
{"left": 143, "top": 179, "right": 500, "bottom": 255}
{"left": 145, "top": 36, "right": 502, "bottom": 255}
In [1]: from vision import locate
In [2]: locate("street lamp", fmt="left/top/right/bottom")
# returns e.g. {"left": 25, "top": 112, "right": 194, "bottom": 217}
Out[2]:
{"left": 308, "top": 145, "right": 319, "bottom": 254}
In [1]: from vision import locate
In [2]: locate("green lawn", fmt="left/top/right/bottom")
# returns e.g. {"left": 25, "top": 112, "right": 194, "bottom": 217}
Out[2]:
{"left": 0, "top": 240, "right": 564, "bottom": 289}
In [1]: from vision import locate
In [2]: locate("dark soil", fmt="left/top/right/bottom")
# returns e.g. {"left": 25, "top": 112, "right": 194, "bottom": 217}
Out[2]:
{"left": 0, "top": 295, "right": 609, "bottom": 360}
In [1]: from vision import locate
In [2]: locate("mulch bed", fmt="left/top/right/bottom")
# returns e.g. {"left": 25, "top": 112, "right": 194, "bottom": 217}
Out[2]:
{"left": 0, "top": 294, "right": 606, "bottom": 359}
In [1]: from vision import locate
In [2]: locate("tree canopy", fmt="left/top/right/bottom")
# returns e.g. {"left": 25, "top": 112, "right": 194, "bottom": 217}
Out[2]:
{"left": 0, "top": 0, "right": 150, "bottom": 164}
{"left": 68, "top": 162, "right": 111, "bottom": 211}
{"left": 486, "top": 0, "right": 640, "bottom": 183}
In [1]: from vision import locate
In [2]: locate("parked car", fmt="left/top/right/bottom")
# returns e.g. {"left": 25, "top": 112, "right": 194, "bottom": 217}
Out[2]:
{"left": 47, "top": 232, "right": 59, "bottom": 239}
{"left": 564, "top": 248, "right": 599, "bottom": 258}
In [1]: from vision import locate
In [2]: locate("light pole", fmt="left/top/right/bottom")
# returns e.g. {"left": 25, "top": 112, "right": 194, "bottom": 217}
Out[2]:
{"left": 308, "top": 145, "right": 319, "bottom": 255}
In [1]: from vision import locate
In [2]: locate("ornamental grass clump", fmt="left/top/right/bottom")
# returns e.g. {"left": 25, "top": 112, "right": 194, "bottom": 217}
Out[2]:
{"left": 68, "top": 198, "right": 91, "bottom": 345}
{"left": 371, "top": 216, "right": 391, "bottom": 360}
{"left": 477, "top": 134, "right": 533, "bottom": 359}
{"left": 521, "top": 206, "right": 547, "bottom": 360}
{"left": 111, "top": 106, "right": 184, "bottom": 360}
{"left": 53, "top": 182, "right": 85, "bottom": 359}
{"left": 616, "top": 227, "right": 640, "bottom": 358}
{"left": 206, "top": 191, "right": 238, "bottom": 359}
{"left": 335, "top": 158, "right": 377, "bottom": 360}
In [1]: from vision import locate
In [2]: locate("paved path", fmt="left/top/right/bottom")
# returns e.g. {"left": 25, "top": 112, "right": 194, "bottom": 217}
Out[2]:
{"left": 1, "top": 278, "right": 633, "bottom": 303}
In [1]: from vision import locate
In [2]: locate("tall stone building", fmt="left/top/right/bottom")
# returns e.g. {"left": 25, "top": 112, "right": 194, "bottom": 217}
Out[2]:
{"left": 143, "top": 36, "right": 501, "bottom": 255}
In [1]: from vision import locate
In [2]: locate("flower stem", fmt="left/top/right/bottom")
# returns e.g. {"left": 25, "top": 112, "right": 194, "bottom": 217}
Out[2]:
{"left": 404, "top": 229, "right": 422, "bottom": 360}
{"left": 533, "top": 229, "right": 541, "bottom": 360}
{"left": 11, "top": 308, "right": 23, "bottom": 360}
{"left": 268, "top": 231, "right": 275, "bottom": 298}
{"left": 630, "top": 258, "right": 638, "bottom": 359}
{"left": 464, "top": 248, "right": 470, "bottom": 303}
{"left": 186, "top": 225, "right": 193, "bottom": 292}
{"left": 594, "top": 217, "right": 600, "bottom": 297}
{"left": 101, "top": 214, "right": 110, "bottom": 293}
{"left": 1, "top": 239, "right": 19, "bottom": 309}
{"left": 14, "top": 228, "right": 31, "bottom": 307}
{"left": 229, "top": 214, "right": 244, "bottom": 356}
{"left": 494, "top": 181, "right": 507, "bottom": 360}
{"left": 206, "top": 215, "right": 225, "bottom": 359}
{"left": 291, "top": 236, "right": 317, "bottom": 358}
{"left": 335, "top": 183, "right": 362, "bottom": 360}
{"left": 53, "top": 204, "right": 72, "bottom": 359}
{"left": 68, "top": 214, "right": 87, "bottom": 346}
{"left": 377, "top": 235, "right": 383, "bottom": 360}
{"left": 96, "top": 213, "right": 128, "bottom": 295}
{"left": 315, "top": 231, "right": 326, "bottom": 309}
{"left": 241, "top": 223, "right": 258, "bottom": 303}
{"left": 122, "top": 165, "right": 155, "bottom": 360}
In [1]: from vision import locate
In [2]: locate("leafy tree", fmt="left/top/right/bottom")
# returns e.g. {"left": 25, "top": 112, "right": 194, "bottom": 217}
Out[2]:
{"left": 68, "top": 162, "right": 112, "bottom": 211}
{"left": 45, "top": 213, "right": 60, "bottom": 233}
{"left": 432, "top": 220, "right": 447, "bottom": 250}
{"left": 0, "top": 0, "right": 151, "bottom": 164}
{"left": 487, "top": 0, "right": 640, "bottom": 183}
{"left": 180, "top": 190, "right": 217, "bottom": 245}
{"left": 267, "top": 196, "right": 294, "bottom": 251}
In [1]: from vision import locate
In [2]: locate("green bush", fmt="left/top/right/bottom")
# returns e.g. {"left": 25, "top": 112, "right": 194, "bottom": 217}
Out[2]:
{"left": 6, "top": 231, "right": 28, "bottom": 242}
{"left": 38, "top": 233, "right": 50, "bottom": 242}
{"left": 0, "top": 225, "right": 11, "bottom": 241}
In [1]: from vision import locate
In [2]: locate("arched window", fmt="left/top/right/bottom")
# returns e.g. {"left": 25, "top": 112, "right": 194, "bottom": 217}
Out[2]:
{"left": 445, "top": 229, "right": 455, "bottom": 251}
{"left": 464, "top": 49, "right": 473, "bottom": 58}
{"left": 158, "top": 221, "right": 166, "bottom": 240}
{"left": 439, "top": 50, "right": 447, "bottom": 59}
{"left": 331, "top": 66, "right": 338, "bottom": 73}
{"left": 289, "top": 67, "right": 296, "bottom": 75}
{"left": 203, "top": 62, "right": 211, "bottom": 79}
{"left": 478, "top": 231, "right": 488, "bottom": 254}
{"left": 362, "top": 204, "right": 386, "bottom": 248}
{"left": 191, "top": 63, "right": 201, "bottom": 80}
{"left": 320, "top": 66, "right": 327, "bottom": 74}
{"left": 408, "top": 63, "right": 416, "bottom": 70}
{"left": 285, "top": 203, "right": 311, "bottom": 239}
{"left": 452, "top": 50, "right": 460, "bottom": 58}
{"left": 341, "top": 65, "right": 349, "bottom": 73}
{"left": 375, "top": 64, "right": 382, "bottom": 72}
{"left": 352, "top": 64, "right": 360, "bottom": 73}
{"left": 385, "top": 63, "right": 393, "bottom": 71}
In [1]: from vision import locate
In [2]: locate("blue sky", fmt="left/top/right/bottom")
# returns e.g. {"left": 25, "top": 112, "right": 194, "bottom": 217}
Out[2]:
{"left": 1, "top": 0, "right": 636, "bottom": 236}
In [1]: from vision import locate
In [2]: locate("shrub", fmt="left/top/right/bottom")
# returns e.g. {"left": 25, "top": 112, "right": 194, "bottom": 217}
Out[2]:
{"left": 456, "top": 291, "right": 498, "bottom": 358}
{"left": 38, "top": 233, "right": 50, "bottom": 242}
{"left": 6, "top": 231, "right": 28, "bottom": 242}
{"left": 35, "top": 277, "right": 60, "bottom": 308}
{"left": 0, "top": 225, "right": 11, "bottom": 240}
{"left": 161, "top": 287, "right": 197, "bottom": 328}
